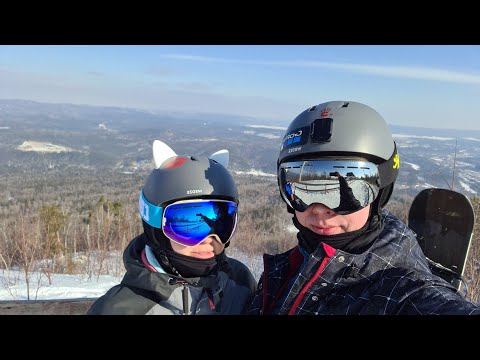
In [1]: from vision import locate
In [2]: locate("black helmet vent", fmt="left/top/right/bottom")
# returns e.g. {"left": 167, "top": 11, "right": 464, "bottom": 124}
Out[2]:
{"left": 342, "top": 102, "right": 349, "bottom": 108}
{"left": 308, "top": 105, "right": 317, "bottom": 112}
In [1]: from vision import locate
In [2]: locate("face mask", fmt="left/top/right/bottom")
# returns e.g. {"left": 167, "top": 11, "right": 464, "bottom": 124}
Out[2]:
{"left": 153, "top": 247, "right": 218, "bottom": 278}
{"left": 292, "top": 210, "right": 383, "bottom": 254}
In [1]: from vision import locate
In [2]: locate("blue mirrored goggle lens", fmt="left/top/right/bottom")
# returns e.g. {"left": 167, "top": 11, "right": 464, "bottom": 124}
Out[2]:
{"left": 163, "top": 200, "right": 238, "bottom": 246}
{"left": 279, "top": 160, "right": 380, "bottom": 215}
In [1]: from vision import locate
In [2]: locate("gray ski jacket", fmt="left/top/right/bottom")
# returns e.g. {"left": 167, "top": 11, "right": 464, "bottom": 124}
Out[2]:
{"left": 87, "top": 234, "right": 256, "bottom": 315}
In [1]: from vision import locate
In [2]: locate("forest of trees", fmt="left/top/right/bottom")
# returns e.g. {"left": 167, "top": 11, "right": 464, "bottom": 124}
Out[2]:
{"left": 1, "top": 169, "right": 479, "bottom": 302}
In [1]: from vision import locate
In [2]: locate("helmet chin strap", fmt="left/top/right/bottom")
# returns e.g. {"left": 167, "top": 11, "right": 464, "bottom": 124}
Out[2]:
{"left": 153, "top": 247, "right": 218, "bottom": 278}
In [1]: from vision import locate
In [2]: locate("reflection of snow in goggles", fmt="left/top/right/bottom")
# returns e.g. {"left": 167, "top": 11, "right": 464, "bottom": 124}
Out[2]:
{"left": 139, "top": 192, "right": 238, "bottom": 247}
{"left": 278, "top": 160, "right": 380, "bottom": 214}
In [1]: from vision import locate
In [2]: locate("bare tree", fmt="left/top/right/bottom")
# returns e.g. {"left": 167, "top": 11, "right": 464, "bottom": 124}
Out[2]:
{"left": 464, "top": 196, "right": 480, "bottom": 303}
{"left": 13, "top": 214, "right": 42, "bottom": 300}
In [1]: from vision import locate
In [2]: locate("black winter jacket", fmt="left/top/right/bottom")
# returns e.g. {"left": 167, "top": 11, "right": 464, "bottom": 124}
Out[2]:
{"left": 248, "top": 210, "right": 479, "bottom": 315}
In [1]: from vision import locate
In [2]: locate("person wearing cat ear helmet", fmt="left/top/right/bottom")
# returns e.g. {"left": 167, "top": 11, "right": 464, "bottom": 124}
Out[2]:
{"left": 87, "top": 140, "right": 256, "bottom": 315}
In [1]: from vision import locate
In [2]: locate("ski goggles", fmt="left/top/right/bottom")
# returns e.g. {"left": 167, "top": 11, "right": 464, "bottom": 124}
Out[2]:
{"left": 278, "top": 160, "right": 381, "bottom": 215}
{"left": 139, "top": 192, "right": 238, "bottom": 247}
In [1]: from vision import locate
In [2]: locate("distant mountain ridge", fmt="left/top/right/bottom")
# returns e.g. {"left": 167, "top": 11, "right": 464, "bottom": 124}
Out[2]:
{"left": 2, "top": 98, "right": 479, "bottom": 134}
{"left": 0, "top": 99, "right": 276, "bottom": 131}
{"left": 1, "top": 99, "right": 479, "bottom": 197}
{"left": 390, "top": 124, "right": 480, "bottom": 140}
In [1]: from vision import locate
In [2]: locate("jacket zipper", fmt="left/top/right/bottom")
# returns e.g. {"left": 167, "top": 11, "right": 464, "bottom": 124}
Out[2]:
{"left": 182, "top": 283, "right": 189, "bottom": 315}
{"left": 169, "top": 277, "right": 189, "bottom": 315}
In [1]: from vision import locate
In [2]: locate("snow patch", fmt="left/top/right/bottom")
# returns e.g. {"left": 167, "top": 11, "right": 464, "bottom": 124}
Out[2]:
{"left": 256, "top": 133, "right": 280, "bottom": 139}
{"left": 17, "top": 141, "right": 74, "bottom": 153}
{"left": 459, "top": 181, "right": 477, "bottom": 194}
{"left": 235, "top": 169, "right": 276, "bottom": 177}
{"left": 286, "top": 224, "right": 297, "bottom": 233}
{"left": 242, "top": 130, "right": 280, "bottom": 139}
{"left": 404, "top": 162, "right": 420, "bottom": 170}
{"left": 393, "top": 134, "right": 454, "bottom": 141}
{"left": 246, "top": 125, "right": 287, "bottom": 130}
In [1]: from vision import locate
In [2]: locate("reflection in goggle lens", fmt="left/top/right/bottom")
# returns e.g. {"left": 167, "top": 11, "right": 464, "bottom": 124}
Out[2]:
{"left": 163, "top": 200, "right": 238, "bottom": 246}
{"left": 279, "top": 160, "right": 380, "bottom": 214}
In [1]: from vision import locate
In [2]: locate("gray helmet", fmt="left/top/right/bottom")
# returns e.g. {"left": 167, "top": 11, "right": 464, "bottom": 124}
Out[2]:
{"left": 278, "top": 100, "right": 399, "bottom": 207}
{"left": 142, "top": 155, "right": 239, "bottom": 207}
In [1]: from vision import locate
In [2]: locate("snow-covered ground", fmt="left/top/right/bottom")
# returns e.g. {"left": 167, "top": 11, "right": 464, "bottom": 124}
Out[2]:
{"left": 0, "top": 269, "right": 121, "bottom": 301}
{"left": 0, "top": 249, "right": 263, "bottom": 301}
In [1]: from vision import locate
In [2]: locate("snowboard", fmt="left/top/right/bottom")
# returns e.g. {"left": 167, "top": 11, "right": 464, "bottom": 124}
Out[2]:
{"left": 408, "top": 188, "right": 475, "bottom": 291}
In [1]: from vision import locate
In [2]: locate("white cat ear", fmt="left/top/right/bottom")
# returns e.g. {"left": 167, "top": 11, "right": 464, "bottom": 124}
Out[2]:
{"left": 152, "top": 140, "right": 177, "bottom": 168}
{"left": 209, "top": 149, "right": 229, "bottom": 168}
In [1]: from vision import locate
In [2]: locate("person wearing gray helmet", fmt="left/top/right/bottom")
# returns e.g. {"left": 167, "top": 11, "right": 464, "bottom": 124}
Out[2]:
{"left": 87, "top": 140, "right": 256, "bottom": 315}
{"left": 248, "top": 101, "right": 479, "bottom": 315}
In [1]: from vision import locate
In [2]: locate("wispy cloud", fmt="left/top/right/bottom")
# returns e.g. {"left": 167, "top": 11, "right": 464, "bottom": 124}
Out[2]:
{"left": 144, "top": 65, "right": 177, "bottom": 77}
{"left": 160, "top": 54, "right": 480, "bottom": 85}
{"left": 87, "top": 71, "right": 105, "bottom": 77}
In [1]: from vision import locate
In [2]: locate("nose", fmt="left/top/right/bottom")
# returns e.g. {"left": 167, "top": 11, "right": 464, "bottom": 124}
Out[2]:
{"left": 310, "top": 203, "right": 334, "bottom": 216}
{"left": 200, "top": 236, "right": 214, "bottom": 244}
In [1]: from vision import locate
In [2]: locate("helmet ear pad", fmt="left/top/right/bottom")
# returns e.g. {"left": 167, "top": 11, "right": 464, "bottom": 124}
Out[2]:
{"left": 366, "top": 182, "right": 393, "bottom": 229}
{"left": 378, "top": 183, "right": 395, "bottom": 208}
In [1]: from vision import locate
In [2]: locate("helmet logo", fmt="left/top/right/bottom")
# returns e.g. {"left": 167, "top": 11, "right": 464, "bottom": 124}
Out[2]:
{"left": 320, "top": 107, "right": 331, "bottom": 117}
{"left": 187, "top": 189, "right": 203, "bottom": 195}
{"left": 283, "top": 130, "right": 302, "bottom": 145}
{"left": 139, "top": 195, "right": 149, "bottom": 221}
{"left": 393, "top": 153, "right": 400, "bottom": 169}
{"left": 288, "top": 146, "right": 302, "bottom": 154}
{"left": 281, "top": 126, "right": 310, "bottom": 151}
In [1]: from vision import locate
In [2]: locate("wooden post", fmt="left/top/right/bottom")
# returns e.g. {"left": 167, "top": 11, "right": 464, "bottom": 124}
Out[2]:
{"left": 0, "top": 298, "right": 97, "bottom": 315}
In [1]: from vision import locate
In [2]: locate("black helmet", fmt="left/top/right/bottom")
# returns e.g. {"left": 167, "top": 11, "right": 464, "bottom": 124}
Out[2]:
{"left": 139, "top": 140, "right": 239, "bottom": 250}
{"left": 141, "top": 141, "right": 238, "bottom": 208}
{"left": 278, "top": 101, "right": 399, "bottom": 208}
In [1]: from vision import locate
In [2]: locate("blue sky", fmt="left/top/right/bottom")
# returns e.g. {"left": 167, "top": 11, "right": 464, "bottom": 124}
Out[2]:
{"left": 1, "top": 45, "right": 480, "bottom": 130}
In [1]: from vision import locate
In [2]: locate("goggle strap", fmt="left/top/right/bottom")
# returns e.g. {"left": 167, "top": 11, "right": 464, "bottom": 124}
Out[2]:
{"left": 139, "top": 191, "right": 163, "bottom": 229}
